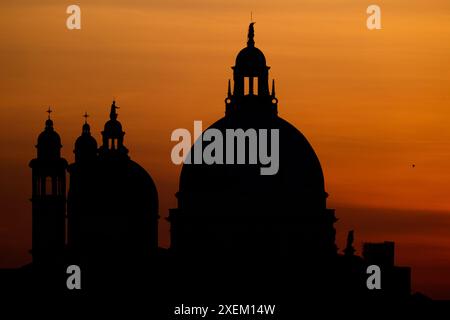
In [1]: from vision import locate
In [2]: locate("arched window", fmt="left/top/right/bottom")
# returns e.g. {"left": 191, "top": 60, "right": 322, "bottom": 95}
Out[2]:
{"left": 244, "top": 77, "right": 258, "bottom": 95}
{"left": 108, "top": 138, "right": 117, "bottom": 150}
{"left": 244, "top": 77, "right": 250, "bottom": 95}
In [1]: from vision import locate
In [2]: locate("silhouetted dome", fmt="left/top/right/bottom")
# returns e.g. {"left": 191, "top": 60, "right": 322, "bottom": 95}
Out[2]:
{"left": 82, "top": 157, "right": 158, "bottom": 256}
{"left": 233, "top": 22, "right": 267, "bottom": 76}
{"left": 37, "top": 129, "right": 61, "bottom": 148}
{"left": 96, "top": 158, "right": 158, "bottom": 216}
{"left": 127, "top": 160, "right": 159, "bottom": 211}
{"left": 104, "top": 119, "right": 123, "bottom": 137}
{"left": 37, "top": 119, "right": 62, "bottom": 159}
{"left": 235, "top": 46, "right": 267, "bottom": 73}
{"left": 68, "top": 155, "right": 159, "bottom": 258}
{"left": 68, "top": 101, "right": 159, "bottom": 259}
{"left": 74, "top": 134, "right": 97, "bottom": 153}
{"left": 170, "top": 24, "right": 337, "bottom": 260}
{"left": 74, "top": 123, "right": 98, "bottom": 162}
{"left": 178, "top": 23, "right": 326, "bottom": 215}
{"left": 38, "top": 120, "right": 61, "bottom": 146}
{"left": 179, "top": 115, "right": 327, "bottom": 213}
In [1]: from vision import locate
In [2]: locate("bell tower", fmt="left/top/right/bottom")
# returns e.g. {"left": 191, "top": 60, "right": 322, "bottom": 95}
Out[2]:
{"left": 29, "top": 108, "right": 68, "bottom": 265}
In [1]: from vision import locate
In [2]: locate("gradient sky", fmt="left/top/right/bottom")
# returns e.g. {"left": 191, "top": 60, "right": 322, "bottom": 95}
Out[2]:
{"left": 1, "top": 0, "right": 450, "bottom": 298}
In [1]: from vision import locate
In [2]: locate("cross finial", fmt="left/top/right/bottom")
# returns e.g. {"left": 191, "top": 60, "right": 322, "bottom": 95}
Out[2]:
{"left": 46, "top": 106, "right": 52, "bottom": 119}
{"left": 83, "top": 111, "right": 89, "bottom": 124}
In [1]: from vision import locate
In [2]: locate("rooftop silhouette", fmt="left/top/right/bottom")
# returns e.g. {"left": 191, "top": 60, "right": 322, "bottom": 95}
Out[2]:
{"left": 0, "top": 23, "right": 420, "bottom": 308}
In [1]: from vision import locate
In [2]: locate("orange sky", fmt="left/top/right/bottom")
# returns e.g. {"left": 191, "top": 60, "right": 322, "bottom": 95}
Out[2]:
{"left": 1, "top": 0, "right": 450, "bottom": 298}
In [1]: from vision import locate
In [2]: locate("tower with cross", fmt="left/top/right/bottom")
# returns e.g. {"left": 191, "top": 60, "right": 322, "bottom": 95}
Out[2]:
{"left": 29, "top": 108, "right": 68, "bottom": 265}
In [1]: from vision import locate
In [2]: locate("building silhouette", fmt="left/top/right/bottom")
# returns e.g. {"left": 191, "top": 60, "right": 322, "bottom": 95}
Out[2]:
{"left": 0, "top": 23, "right": 418, "bottom": 305}
{"left": 29, "top": 111, "right": 68, "bottom": 267}
{"left": 67, "top": 102, "right": 158, "bottom": 265}
{"left": 169, "top": 22, "right": 337, "bottom": 261}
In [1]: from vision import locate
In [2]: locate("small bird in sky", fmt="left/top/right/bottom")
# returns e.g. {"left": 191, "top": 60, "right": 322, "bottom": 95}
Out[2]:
{"left": 412, "top": 164, "right": 416, "bottom": 168}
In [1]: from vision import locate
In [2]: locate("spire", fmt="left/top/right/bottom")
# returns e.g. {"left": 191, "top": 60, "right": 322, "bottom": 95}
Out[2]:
{"left": 271, "top": 79, "right": 276, "bottom": 97}
{"left": 247, "top": 22, "right": 255, "bottom": 47}
{"left": 344, "top": 230, "right": 356, "bottom": 256}
{"left": 227, "top": 79, "right": 232, "bottom": 97}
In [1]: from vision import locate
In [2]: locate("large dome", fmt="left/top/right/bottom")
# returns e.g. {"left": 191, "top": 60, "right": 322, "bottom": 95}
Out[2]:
{"left": 170, "top": 23, "right": 336, "bottom": 259}
{"left": 104, "top": 119, "right": 123, "bottom": 136}
{"left": 178, "top": 114, "right": 327, "bottom": 215}
{"left": 235, "top": 46, "right": 267, "bottom": 75}
{"left": 93, "top": 158, "right": 158, "bottom": 225}
{"left": 67, "top": 102, "right": 159, "bottom": 260}
{"left": 68, "top": 156, "right": 159, "bottom": 258}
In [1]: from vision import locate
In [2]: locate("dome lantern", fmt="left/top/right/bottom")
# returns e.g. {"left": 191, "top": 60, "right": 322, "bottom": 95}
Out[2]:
{"left": 226, "top": 23, "right": 277, "bottom": 115}
{"left": 99, "top": 100, "right": 128, "bottom": 157}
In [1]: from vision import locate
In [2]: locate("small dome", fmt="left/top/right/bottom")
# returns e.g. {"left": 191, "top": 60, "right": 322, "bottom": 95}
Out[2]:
{"left": 102, "top": 100, "right": 123, "bottom": 138}
{"left": 37, "top": 119, "right": 62, "bottom": 159}
{"left": 74, "top": 133, "right": 97, "bottom": 163}
{"left": 233, "top": 22, "right": 267, "bottom": 76}
{"left": 235, "top": 46, "right": 267, "bottom": 73}
{"left": 74, "top": 119, "right": 98, "bottom": 163}
{"left": 75, "top": 134, "right": 97, "bottom": 150}
{"left": 37, "top": 129, "right": 61, "bottom": 148}
{"left": 104, "top": 119, "right": 123, "bottom": 137}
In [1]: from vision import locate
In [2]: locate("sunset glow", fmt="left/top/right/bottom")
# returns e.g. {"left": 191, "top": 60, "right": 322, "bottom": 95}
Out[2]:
{"left": 1, "top": 0, "right": 450, "bottom": 298}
